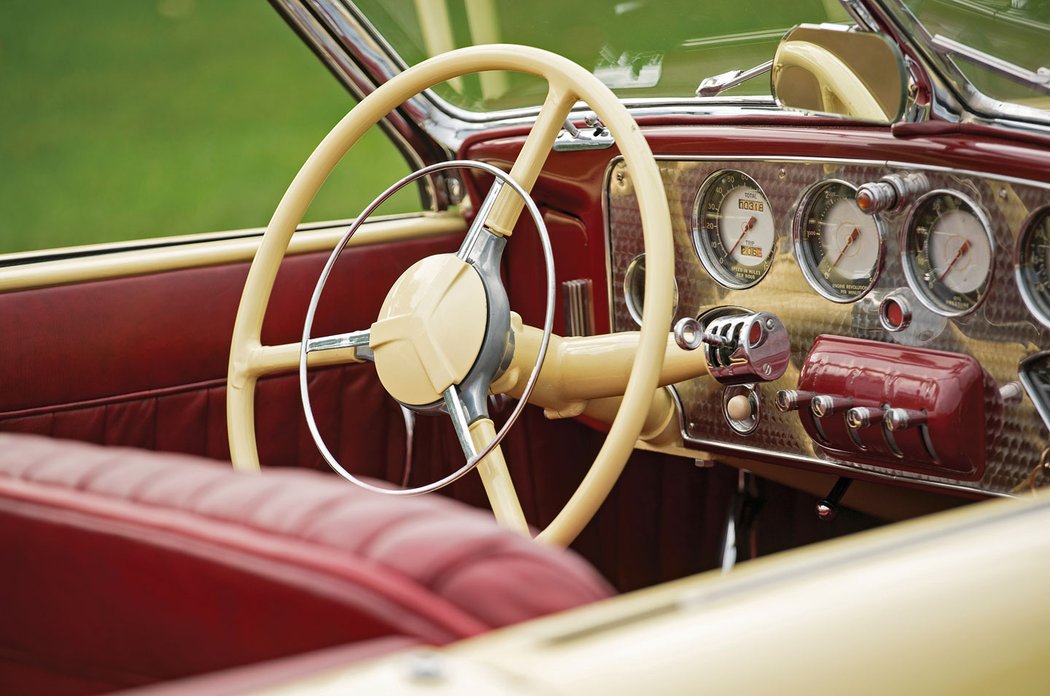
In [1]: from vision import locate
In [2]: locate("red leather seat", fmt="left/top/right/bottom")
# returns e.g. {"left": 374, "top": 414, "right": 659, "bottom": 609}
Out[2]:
{"left": 0, "top": 433, "right": 612, "bottom": 695}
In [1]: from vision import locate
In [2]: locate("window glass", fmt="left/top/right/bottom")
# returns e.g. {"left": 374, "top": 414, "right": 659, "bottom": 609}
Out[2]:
{"left": 353, "top": 0, "right": 848, "bottom": 112}
{"left": 0, "top": 0, "right": 418, "bottom": 255}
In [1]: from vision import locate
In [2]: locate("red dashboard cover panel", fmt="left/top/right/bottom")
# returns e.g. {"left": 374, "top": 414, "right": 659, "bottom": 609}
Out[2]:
{"left": 796, "top": 335, "right": 992, "bottom": 481}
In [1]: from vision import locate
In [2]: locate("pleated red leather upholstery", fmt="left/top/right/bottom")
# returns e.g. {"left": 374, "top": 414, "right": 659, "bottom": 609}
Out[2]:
{"left": 0, "top": 433, "right": 612, "bottom": 694}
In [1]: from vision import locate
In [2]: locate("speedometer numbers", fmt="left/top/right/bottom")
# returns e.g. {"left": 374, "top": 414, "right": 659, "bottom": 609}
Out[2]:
{"left": 901, "top": 190, "right": 994, "bottom": 317}
{"left": 692, "top": 170, "right": 776, "bottom": 289}
{"left": 1016, "top": 206, "right": 1050, "bottom": 329}
{"left": 794, "top": 180, "right": 884, "bottom": 302}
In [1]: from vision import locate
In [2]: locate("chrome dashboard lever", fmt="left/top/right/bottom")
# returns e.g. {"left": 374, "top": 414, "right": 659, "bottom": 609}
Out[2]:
{"left": 554, "top": 115, "right": 614, "bottom": 151}
{"left": 674, "top": 317, "right": 737, "bottom": 351}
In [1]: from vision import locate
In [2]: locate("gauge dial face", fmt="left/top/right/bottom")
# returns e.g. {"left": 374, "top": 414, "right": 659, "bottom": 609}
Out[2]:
{"left": 794, "top": 180, "right": 883, "bottom": 302}
{"left": 902, "top": 191, "right": 994, "bottom": 316}
{"left": 1016, "top": 206, "right": 1050, "bottom": 329}
{"left": 692, "top": 170, "right": 776, "bottom": 289}
{"left": 623, "top": 253, "right": 679, "bottom": 327}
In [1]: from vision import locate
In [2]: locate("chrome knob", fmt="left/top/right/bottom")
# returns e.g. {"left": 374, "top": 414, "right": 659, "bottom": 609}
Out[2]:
{"left": 775, "top": 389, "right": 815, "bottom": 413}
{"left": 1000, "top": 381, "right": 1023, "bottom": 406}
{"left": 811, "top": 395, "right": 854, "bottom": 418}
{"left": 673, "top": 317, "right": 704, "bottom": 350}
{"left": 856, "top": 172, "right": 929, "bottom": 214}
{"left": 885, "top": 408, "right": 928, "bottom": 431}
{"left": 846, "top": 406, "right": 887, "bottom": 429}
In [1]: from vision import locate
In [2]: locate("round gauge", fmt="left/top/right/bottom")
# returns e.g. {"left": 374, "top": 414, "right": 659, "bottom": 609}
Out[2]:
{"left": 793, "top": 180, "right": 884, "bottom": 302}
{"left": 901, "top": 190, "right": 995, "bottom": 317}
{"left": 1016, "top": 205, "right": 1050, "bottom": 329}
{"left": 623, "top": 253, "right": 678, "bottom": 327}
{"left": 692, "top": 170, "right": 776, "bottom": 289}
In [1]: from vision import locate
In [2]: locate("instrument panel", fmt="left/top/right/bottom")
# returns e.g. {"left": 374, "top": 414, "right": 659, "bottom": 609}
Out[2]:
{"left": 605, "top": 156, "right": 1050, "bottom": 496}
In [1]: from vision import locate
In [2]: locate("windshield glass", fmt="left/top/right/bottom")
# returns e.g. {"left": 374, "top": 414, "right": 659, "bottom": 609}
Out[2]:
{"left": 353, "top": 0, "right": 849, "bottom": 112}
{"left": 900, "top": 0, "right": 1050, "bottom": 118}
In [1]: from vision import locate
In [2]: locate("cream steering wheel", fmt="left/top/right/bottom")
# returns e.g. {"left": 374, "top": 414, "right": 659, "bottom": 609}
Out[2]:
{"left": 227, "top": 44, "right": 673, "bottom": 546}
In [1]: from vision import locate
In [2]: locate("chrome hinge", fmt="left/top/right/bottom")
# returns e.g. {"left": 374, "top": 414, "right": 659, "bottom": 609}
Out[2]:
{"left": 554, "top": 115, "right": 614, "bottom": 151}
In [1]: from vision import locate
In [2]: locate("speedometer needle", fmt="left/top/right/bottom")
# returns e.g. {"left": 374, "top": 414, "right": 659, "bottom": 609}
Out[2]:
{"left": 937, "top": 239, "right": 972, "bottom": 282}
{"left": 727, "top": 216, "right": 757, "bottom": 257}
{"left": 830, "top": 227, "right": 860, "bottom": 270}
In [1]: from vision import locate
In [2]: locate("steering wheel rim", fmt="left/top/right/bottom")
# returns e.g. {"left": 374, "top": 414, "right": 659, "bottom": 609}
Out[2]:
{"left": 227, "top": 44, "right": 674, "bottom": 546}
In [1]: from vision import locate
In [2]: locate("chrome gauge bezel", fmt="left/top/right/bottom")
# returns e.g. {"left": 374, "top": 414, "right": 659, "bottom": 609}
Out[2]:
{"left": 1015, "top": 205, "right": 1050, "bottom": 330}
{"left": 899, "top": 189, "right": 995, "bottom": 318}
{"left": 691, "top": 169, "right": 776, "bottom": 290}
{"left": 623, "top": 252, "right": 679, "bottom": 327}
{"left": 792, "top": 179, "right": 886, "bottom": 303}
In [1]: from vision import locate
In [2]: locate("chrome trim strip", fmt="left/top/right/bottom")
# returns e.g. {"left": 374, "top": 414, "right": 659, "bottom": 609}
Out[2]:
{"left": 652, "top": 154, "right": 1050, "bottom": 190}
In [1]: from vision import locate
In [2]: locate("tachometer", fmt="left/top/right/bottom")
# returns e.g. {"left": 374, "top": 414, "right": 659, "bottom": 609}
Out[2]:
{"left": 692, "top": 170, "right": 776, "bottom": 289}
{"left": 1016, "top": 205, "right": 1050, "bottom": 329}
{"left": 793, "top": 180, "right": 884, "bottom": 302}
{"left": 901, "top": 190, "right": 994, "bottom": 317}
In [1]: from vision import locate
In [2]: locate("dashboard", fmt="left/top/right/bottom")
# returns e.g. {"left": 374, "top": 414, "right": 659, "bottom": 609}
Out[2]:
{"left": 606, "top": 155, "right": 1050, "bottom": 497}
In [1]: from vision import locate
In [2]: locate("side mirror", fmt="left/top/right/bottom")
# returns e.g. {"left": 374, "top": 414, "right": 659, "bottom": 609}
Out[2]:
{"left": 771, "top": 25, "right": 907, "bottom": 123}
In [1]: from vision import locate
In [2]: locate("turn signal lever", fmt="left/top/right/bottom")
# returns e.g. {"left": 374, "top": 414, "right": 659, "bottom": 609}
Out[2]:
{"left": 673, "top": 310, "right": 790, "bottom": 385}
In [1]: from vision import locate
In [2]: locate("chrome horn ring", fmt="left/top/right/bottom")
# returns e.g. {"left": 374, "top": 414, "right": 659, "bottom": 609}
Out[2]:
{"left": 299, "top": 160, "right": 555, "bottom": 496}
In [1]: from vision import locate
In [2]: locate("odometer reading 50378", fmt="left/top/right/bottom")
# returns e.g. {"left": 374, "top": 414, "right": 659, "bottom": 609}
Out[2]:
{"left": 794, "top": 180, "right": 883, "bottom": 302}
{"left": 901, "top": 190, "right": 994, "bottom": 317}
{"left": 692, "top": 170, "right": 776, "bottom": 289}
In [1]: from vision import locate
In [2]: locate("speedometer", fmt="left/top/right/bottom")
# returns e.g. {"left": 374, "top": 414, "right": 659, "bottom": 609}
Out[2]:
{"left": 793, "top": 180, "right": 884, "bottom": 302}
{"left": 901, "top": 190, "right": 994, "bottom": 317}
{"left": 692, "top": 170, "right": 776, "bottom": 289}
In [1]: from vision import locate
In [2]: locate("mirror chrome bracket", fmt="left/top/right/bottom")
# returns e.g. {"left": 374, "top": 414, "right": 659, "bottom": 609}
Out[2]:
{"left": 696, "top": 60, "right": 773, "bottom": 98}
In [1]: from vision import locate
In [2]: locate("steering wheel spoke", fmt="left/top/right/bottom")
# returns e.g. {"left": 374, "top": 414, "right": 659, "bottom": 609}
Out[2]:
{"left": 306, "top": 329, "right": 374, "bottom": 362}
{"left": 443, "top": 384, "right": 479, "bottom": 460}
{"left": 247, "top": 340, "right": 368, "bottom": 378}
{"left": 457, "top": 179, "right": 504, "bottom": 263}
{"left": 484, "top": 82, "right": 577, "bottom": 237}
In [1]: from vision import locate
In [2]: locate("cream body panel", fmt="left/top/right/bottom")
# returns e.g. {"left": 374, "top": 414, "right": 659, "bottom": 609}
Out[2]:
{"left": 256, "top": 494, "right": 1050, "bottom": 695}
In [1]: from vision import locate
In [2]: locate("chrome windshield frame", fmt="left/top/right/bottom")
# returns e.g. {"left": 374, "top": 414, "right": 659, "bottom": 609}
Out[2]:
{"left": 867, "top": 0, "right": 1050, "bottom": 131}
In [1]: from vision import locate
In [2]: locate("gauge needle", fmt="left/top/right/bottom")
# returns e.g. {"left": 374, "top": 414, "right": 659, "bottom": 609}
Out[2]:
{"left": 830, "top": 227, "right": 860, "bottom": 270}
{"left": 727, "top": 216, "right": 757, "bottom": 257}
{"left": 937, "top": 239, "right": 972, "bottom": 282}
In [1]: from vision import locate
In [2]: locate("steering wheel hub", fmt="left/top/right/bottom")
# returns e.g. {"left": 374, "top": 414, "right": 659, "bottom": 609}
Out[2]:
{"left": 370, "top": 253, "right": 488, "bottom": 407}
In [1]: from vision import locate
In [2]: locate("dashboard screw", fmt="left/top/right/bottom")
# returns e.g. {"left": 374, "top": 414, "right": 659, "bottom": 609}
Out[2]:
{"left": 778, "top": 168, "right": 786, "bottom": 180}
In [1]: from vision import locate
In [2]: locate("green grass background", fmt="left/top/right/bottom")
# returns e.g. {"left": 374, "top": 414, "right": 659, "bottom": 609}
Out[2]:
{"left": 0, "top": 0, "right": 415, "bottom": 255}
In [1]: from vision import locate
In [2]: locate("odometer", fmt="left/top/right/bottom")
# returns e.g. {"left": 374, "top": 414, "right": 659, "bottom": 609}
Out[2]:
{"left": 901, "top": 190, "right": 994, "bottom": 317}
{"left": 692, "top": 170, "right": 776, "bottom": 289}
{"left": 793, "top": 180, "right": 884, "bottom": 302}
{"left": 1016, "top": 206, "right": 1050, "bottom": 329}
